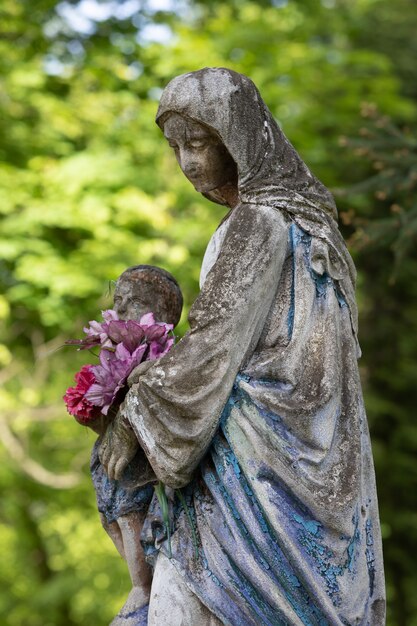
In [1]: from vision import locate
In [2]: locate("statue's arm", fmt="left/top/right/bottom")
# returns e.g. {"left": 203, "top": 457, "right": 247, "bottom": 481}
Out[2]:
{"left": 98, "top": 360, "right": 157, "bottom": 481}
{"left": 123, "top": 204, "right": 289, "bottom": 488}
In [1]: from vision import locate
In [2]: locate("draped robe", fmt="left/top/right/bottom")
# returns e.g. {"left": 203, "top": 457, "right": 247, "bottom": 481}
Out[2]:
{"left": 122, "top": 68, "right": 385, "bottom": 626}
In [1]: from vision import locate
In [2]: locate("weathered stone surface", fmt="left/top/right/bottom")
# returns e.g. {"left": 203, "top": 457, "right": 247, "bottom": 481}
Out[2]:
{"left": 92, "top": 266, "right": 182, "bottom": 623}
{"left": 103, "top": 68, "right": 385, "bottom": 625}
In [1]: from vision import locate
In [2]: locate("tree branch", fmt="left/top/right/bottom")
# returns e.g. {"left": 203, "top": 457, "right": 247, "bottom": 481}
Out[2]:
{"left": 0, "top": 412, "right": 81, "bottom": 489}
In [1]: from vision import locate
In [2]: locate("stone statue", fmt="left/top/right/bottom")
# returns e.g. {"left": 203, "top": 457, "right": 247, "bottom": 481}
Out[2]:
{"left": 100, "top": 68, "right": 386, "bottom": 625}
{"left": 90, "top": 265, "right": 183, "bottom": 624}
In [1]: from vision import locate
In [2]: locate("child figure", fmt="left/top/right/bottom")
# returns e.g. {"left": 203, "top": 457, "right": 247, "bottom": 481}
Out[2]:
{"left": 89, "top": 265, "right": 183, "bottom": 625}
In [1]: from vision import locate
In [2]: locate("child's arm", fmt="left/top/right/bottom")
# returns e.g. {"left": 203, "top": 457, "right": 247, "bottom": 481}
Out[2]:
{"left": 99, "top": 360, "right": 159, "bottom": 481}
{"left": 98, "top": 412, "right": 140, "bottom": 480}
{"left": 83, "top": 413, "right": 113, "bottom": 436}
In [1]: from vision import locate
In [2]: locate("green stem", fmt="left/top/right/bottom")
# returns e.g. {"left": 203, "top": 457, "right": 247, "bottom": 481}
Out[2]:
{"left": 154, "top": 481, "right": 172, "bottom": 558}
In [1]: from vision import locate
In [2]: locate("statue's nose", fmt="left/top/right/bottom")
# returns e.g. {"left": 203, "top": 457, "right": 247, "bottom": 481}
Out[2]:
{"left": 179, "top": 150, "right": 199, "bottom": 177}
{"left": 117, "top": 300, "right": 127, "bottom": 315}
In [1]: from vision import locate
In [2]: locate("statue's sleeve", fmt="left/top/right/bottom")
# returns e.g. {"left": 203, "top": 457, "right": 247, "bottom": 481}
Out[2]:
{"left": 122, "top": 204, "right": 288, "bottom": 488}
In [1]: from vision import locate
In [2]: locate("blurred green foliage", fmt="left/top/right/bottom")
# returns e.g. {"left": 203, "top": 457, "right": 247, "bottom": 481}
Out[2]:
{"left": 0, "top": 0, "right": 416, "bottom": 624}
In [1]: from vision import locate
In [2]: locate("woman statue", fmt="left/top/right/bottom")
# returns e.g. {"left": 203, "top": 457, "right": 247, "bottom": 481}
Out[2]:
{"left": 101, "top": 68, "right": 385, "bottom": 625}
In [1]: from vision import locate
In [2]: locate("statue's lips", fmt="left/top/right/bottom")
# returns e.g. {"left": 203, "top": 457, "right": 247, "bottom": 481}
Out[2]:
{"left": 185, "top": 172, "right": 208, "bottom": 191}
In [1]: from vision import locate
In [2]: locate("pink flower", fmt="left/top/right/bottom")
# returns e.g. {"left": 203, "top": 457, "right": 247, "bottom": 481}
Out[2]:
{"left": 86, "top": 343, "right": 147, "bottom": 415}
{"left": 65, "top": 309, "right": 120, "bottom": 350}
{"left": 140, "top": 312, "right": 174, "bottom": 336}
{"left": 138, "top": 312, "right": 174, "bottom": 360}
{"left": 105, "top": 320, "right": 146, "bottom": 353}
{"left": 102, "top": 310, "right": 119, "bottom": 324}
{"left": 65, "top": 309, "right": 174, "bottom": 358}
{"left": 65, "top": 309, "right": 175, "bottom": 420}
{"left": 63, "top": 365, "right": 101, "bottom": 424}
{"left": 149, "top": 335, "right": 174, "bottom": 360}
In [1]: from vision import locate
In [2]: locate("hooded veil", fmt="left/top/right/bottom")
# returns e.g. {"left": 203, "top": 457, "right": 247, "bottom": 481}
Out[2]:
{"left": 124, "top": 68, "right": 385, "bottom": 626}
{"left": 156, "top": 68, "right": 359, "bottom": 346}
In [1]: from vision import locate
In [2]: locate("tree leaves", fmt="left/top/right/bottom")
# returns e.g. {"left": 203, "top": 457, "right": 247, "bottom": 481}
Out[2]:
{"left": 1, "top": 0, "right": 416, "bottom": 624}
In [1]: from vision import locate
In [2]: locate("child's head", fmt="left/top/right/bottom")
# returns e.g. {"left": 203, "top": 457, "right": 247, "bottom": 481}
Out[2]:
{"left": 113, "top": 265, "right": 183, "bottom": 327}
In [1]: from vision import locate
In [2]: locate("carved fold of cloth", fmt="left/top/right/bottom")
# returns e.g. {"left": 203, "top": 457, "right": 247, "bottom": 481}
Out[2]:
{"left": 122, "top": 68, "right": 385, "bottom": 625}
{"left": 124, "top": 206, "right": 385, "bottom": 626}
{"left": 90, "top": 440, "right": 154, "bottom": 524}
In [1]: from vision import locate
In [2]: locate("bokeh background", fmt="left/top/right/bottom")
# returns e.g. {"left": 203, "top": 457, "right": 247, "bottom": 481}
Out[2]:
{"left": 1, "top": 0, "right": 416, "bottom": 624}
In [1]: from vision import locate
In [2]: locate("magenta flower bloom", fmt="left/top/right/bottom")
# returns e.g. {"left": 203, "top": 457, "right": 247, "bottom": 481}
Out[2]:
{"left": 149, "top": 335, "right": 174, "bottom": 360}
{"left": 138, "top": 312, "right": 174, "bottom": 360}
{"left": 105, "top": 320, "right": 146, "bottom": 353}
{"left": 65, "top": 310, "right": 173, "bottom": 356}
{"left": 65, "top": 309, "right": 175, "bottom": 420}
{"left": 139, "top": 312, "right": 155, "bottom": 326}
{"left": 65, "top": 309, "right": 120, "bottom": 350}
{"left": 140, "top": 312, "right": 174, "bottom": 336}
{"left": 63, "top": 365, "right": 101, "bottom": 424}
{"left": 84, "top": 309, "right": 120, "bottom": 348}
{"left": 86, "top": 343, "right": 147, "bottom": 415}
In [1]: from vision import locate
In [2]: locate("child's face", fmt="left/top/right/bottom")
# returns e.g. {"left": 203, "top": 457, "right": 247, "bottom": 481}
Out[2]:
{"left": 113, "top": 277, "right": 155, "bottom": 321}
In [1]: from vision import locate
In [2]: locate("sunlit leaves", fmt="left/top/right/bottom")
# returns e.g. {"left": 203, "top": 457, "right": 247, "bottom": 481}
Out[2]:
{"left": 1, "top": 0, "right": 417, "bottom": 624}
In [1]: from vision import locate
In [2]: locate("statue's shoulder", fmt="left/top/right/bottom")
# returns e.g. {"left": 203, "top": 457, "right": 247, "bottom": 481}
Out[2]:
{"left": 230, "top": 201, "right": 290, "bottom": 238}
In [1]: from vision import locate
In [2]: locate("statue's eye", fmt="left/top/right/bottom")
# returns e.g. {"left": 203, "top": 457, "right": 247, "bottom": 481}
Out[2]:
{"left": 168, "top": 142, "right": 179, "bottom": 150}
{"left": 188, "top": 139, "right": 207, "bottom": 149}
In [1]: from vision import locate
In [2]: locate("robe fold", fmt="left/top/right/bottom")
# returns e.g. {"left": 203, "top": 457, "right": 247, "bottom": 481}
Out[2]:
{"left": 122, "top": 68, "right": 385, "bottom": 625}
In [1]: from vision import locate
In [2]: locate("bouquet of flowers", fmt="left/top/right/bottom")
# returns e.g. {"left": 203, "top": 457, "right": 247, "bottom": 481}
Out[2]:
{"left": 63, "top": 310, "right": 173, "bottom": 425}
{"left": 64, "top": 307, "right": 196, "bottom": 560}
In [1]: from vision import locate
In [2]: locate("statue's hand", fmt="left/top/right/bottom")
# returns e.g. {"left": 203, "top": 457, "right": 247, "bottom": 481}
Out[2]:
{"left": 127, "top": 360, "right": 154, "bottom": 387}
{"left": 98, "top": 408, "right": 139, "bottom": 480}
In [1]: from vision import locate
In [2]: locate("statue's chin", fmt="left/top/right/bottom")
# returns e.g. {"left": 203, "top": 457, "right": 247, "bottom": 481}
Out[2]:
{"left": 191, "top": 179, "right": 237, "bottom": 207}
{"left": 191, "top": 181, "right": 214, "bottom": 193}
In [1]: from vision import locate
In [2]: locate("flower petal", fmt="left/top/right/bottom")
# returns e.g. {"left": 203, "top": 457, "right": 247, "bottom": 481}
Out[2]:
{"left": 139, "top": 312, "right": 156, "bottom": 326}
{"left": 102, "top": 309, "right": 119, "bottom": 323}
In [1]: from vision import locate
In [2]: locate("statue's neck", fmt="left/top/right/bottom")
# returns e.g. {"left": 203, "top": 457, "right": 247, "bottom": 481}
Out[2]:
{"left": 208, "top": 181, "right": 239, "bottom": 208}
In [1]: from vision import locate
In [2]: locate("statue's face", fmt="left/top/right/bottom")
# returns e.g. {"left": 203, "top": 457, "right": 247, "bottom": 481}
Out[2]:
{"left": 163, "top": 113, "right": 236, "bottom": 194}
{"left": 113, "top": 278, "right": 155, "bottom": 321}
